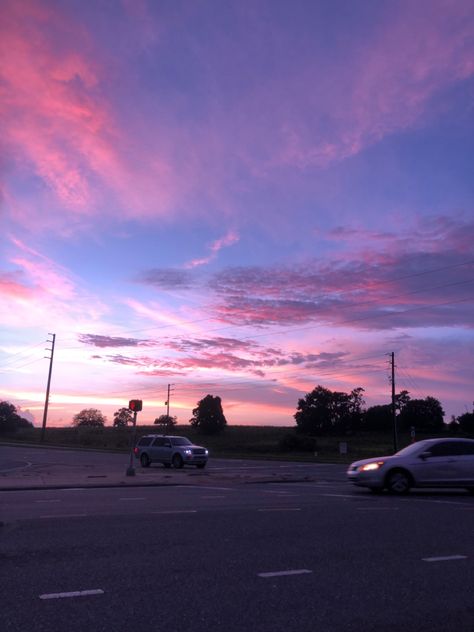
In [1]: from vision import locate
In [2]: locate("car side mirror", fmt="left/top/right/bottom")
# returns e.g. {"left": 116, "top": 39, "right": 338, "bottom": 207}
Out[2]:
{"left": 420, "top": 451, "right": 431, "bottom": 460}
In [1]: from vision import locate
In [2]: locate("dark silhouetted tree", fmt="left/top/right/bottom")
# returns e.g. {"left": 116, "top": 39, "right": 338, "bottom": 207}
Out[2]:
{"left": 72, "top": 408, "right": 106, "bottom": 428}
{"left": 294, "top": 385, "right": 365, "bottom": 435}
{"left": 113, "top": 407, "right": 134, "bottom": 427}
{"left": 190, "top": 395, "right": 227, "bottom": 434}
{"left": 457, "top": 411, "right": 474, "bottom": 434}
{"left": 0, "top": 401, "right": 33, "bottom": 434}
{"left": 398, "top": 396, "right": 444, "bottom": 432}
{"left": 363, "top": 404, "right": 393, "bottom": 432}
{"left": 154, "top": 414, "right": 177, "bottom": 429}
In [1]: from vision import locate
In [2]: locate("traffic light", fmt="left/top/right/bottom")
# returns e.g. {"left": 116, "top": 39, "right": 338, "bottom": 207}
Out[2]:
{"left": 128, "top": 399, "right": 142, "bottom": 412}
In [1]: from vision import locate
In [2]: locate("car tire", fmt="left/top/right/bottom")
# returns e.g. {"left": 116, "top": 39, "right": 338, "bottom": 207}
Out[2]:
{"left": 172, "top": 454, "right": 184, "bottom": 469}
{"left": 386, "top": 469, "right": 411, "bottom": 494}
{"left": 196, "top": 463, "right": 206, "bottom": 469}
{"left": 140, "top": 453, "right": 150, "bottom": 468}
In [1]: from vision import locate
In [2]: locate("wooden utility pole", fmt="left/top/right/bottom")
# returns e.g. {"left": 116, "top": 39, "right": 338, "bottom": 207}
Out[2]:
{"left": 391, "top": 351, "right": 398, "bottom": 453}
{"left": 41, "top": 333, "right": 56, "bottom": 442}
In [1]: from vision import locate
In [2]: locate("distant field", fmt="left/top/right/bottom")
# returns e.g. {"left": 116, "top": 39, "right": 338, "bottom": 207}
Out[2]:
{"left": 0, "top": 424, "right": 448, "bottom": 463}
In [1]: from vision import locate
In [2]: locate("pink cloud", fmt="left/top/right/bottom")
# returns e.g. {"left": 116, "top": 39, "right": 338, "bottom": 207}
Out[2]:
{"left": 184, "top": 230, "right": 239, "bottom": 268}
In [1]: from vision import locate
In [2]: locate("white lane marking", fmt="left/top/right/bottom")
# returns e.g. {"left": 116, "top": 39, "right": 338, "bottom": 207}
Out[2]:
{"left": 258, "top": 508, "right": 301, "bottom": 512}
{"left": 401, "top": 498, "right": 472, "bottom": 507}
{"left": 151, "top": 510, "right": 197, "bottom": 515}
{"left": 35, "top": 500, "right": 61, "bottom": 504}
{"left": 39, "top": 513, "right": 87, "bottom": 519}
{"left": 422, "top": 555, "right": 467, "bottom": 563}
{"left": 0, "top": 460, "right": 33, "bottom": 473}
{"left": 39, "top": 589, "right": 104, "bottom": 600}
{"left": 258, "top": 569, "right": 312, "bottom": 578}
{"left": 356, "top": 507, "right": 399, "bottom": 511}
{"left": 119, "top": 497, "right": 145, "bottom": 501}
{"left": 321, "top": 493, "right": 353, "bottom": 499}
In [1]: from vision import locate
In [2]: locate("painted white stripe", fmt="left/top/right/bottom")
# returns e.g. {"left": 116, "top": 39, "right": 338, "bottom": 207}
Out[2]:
{"left": 322, "top": 493, "right": 353, "bottom": 498}
{"left": 258, "top": 569, "right": 312, "bottom": 578}
{"left": 422, "top": 555, "right": 467, "bottom": 563}
{"left": 39, "top": 513, "right": 87, "bottom": 519}
{"left": 258, "top": 508, "right": 301, "bottom": 512}
{"left": 119, "top": 497, "right": 145, "bottom": 501}
{"left": 39, "top": 589, "right": 104, "bottom": 600}
{"left": 35, "top": 500, "right": 61, "bottom": 504}
{"left": 356, "top": 507, "right": 399, "bottom": 511}
{"left": 151, "top": 510, "right": 197, "bottom": 515}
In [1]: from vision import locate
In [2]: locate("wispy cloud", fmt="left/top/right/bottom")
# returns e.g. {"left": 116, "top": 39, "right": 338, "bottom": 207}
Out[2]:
{"left": 184, "top": 230, "right": 239, "bottom": 269}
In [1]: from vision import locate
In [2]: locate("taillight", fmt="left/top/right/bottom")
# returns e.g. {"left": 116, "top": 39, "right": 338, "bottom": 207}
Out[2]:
{"left": 133, "top": 447, "right": 138, "bottom": 455}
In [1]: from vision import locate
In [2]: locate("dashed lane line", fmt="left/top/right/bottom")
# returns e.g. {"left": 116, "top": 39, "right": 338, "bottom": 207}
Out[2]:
{"left": 422, "top": 555, "right": 468, "bottom": 563}
{"left": 39, "top": 513, "right": 87, "bottom": 519}
{"left": 258, "top": 569, "right": 312, "bottom": 578}
{"left": 39, "top": 589, "right": 104, "bottom": 600}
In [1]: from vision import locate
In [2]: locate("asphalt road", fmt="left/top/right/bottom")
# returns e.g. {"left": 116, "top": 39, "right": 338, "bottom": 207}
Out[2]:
{"left": 1, "top": 474, "right": 473, "bottom": 632}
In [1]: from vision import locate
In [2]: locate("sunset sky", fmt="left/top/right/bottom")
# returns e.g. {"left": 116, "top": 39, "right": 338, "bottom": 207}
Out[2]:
{"left": 1, "top": 0, "right": 473, "bottom": 428}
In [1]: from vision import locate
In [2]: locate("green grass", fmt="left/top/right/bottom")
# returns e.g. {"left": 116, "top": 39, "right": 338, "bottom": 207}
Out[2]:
{"left": 0, "top": 424, "right": 456, "bottom": 463}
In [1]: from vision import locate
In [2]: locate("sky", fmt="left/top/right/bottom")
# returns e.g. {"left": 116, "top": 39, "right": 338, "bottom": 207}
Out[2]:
{"left": 1, "top": 0, "right": 473, "bottom": 428}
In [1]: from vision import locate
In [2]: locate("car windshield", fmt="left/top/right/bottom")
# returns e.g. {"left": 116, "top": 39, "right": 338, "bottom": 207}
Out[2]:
{"left": 171, "top": 437, "right": 192, "bottom": 446}
{"left": 394, "top": 443, "right": 427, "bottom": 457}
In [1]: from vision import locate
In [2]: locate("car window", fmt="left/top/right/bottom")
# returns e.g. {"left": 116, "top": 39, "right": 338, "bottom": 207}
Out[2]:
{"left": 163, "top": 439, "right": 172, "bottom": 447}
{"left": 457, "top": 441, "right": 474, "bottom": 455}
{"left": 138, "top": 437, "right": 152, "bottom": 447}
{"left": 171, "top": 437, "right": 192, "bottom": 446}
{"left": 428, "top": 442, "right": 462, "bottom": 457}
{"left": 152, "top": 437, "right": 164, "bottom": 447}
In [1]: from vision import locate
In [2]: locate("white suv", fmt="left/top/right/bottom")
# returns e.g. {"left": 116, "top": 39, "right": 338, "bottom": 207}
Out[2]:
{"left": 134, "top": 435, "right": 209, "bottom": 469}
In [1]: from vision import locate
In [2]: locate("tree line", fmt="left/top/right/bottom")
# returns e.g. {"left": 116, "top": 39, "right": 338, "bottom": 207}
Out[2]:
{"left": 1, "top": 387, "right": 473, "bottom": 436}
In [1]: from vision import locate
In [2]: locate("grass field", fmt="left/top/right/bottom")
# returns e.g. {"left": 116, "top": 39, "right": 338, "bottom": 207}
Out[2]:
{"left": 0, "top": 424, "right": 452, "bottom": 463}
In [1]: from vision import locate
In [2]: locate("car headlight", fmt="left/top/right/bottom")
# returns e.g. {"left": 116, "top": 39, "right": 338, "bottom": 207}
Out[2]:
{"left": 205, "top": 450, "right": 209, "bottom": 455}
{"left": 359, "top": 461, "right": 385, "bottom": 472}
{"left": 184, "top": 449, "right": 192, "bottom": 455}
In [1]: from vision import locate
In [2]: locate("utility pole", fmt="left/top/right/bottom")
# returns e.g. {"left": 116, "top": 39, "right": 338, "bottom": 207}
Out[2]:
{"left": 164, "top": 383, "right": 175, "bottom": 434}
{"left": 390, "top": 351, "right": 398, "bottom": 453}
{"left": 41, "top": 333, "right": 56, "bottom": 442}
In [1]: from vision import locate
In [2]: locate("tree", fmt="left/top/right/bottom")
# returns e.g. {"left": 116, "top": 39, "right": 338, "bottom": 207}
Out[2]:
{"left": 363, "top": 404, "right": 393, "bottom": 432}
{"left": 113, "top": 407, "right": 133, "bottom": 427}
{"left": 72, "top": 408, "right": 106, "bottom": 428}
{"left": 294, "top": 385, "right": 365, "bottom": 435}
{"left": 0, "top": 401, "right": 33, "bottom": 434}
{"left": 190, "top": 395, "right": 227, "bottom": 434}
{"left": 398, "top": 396, "right": 444, "bottom": 432}
{"left": 457, "top": 412, "right": 474, "bottom": 434}
{"left": 154, "top": 414, "right": 177, "bottom": 429}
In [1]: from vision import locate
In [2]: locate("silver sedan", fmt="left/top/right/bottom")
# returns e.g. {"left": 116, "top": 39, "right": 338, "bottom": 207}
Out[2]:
{"left": 347, "top": 437, "right": 474, "bottom": 494}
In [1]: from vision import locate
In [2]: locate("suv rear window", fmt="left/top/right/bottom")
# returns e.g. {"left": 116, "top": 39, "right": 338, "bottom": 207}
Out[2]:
{"left": 138, "top": 437, "right": 153, "bottom": 447}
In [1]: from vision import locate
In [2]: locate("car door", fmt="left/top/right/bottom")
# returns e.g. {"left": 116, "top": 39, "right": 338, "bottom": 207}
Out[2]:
{"left": 416, "top": 442, "right": 463, "bottom": 485}
{"left": 452, "top": 441, "right": 474, "bottom": 484}
{"left": 161, "top": 437, "right": 173, "bottom": 464}
{"left": 150, "top": 437, "right": 165, "bottom": 463}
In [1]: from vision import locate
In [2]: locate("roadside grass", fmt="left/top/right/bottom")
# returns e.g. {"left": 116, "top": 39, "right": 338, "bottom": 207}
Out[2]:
{"left": 0, "top": 424, "right": 452, "bottom": 463}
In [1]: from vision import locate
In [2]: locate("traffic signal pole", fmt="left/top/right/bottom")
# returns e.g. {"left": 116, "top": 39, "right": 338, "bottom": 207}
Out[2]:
{"left": 126, "top": 400, "right": 142, "bottom": 476}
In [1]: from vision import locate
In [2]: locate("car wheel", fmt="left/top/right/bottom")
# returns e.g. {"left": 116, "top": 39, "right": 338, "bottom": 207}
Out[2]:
{"left": 196, "top": 463, "right": 206, "bottom": 469}
{"left": 386, "top": 470, "right": 411, "bottom": 494}
{"left": 140, "top": 453, "right": 150, "bottom": 468}
{"left": 172, "top": 454, "right": 184, "bottom": 469}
